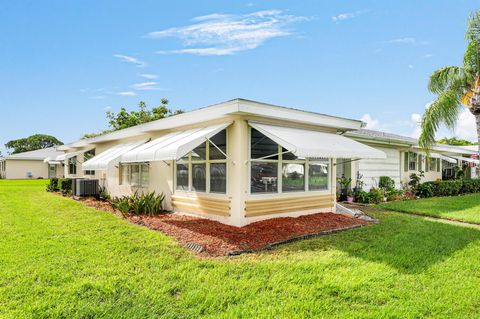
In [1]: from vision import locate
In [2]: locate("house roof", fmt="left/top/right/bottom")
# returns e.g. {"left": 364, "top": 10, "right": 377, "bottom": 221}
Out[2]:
{"left": 3, "top": 147, "right": 64, "bottom": 161}
{"left": 58, "top": 98, "right": 364, "bottom": 150}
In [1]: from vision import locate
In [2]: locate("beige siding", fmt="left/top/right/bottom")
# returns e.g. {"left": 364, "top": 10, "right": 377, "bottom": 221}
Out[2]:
{"left": 358, "top": 146, "right": 401, "bottom": 190}
{"left": 4, "top": 160, "right": 48, "bottom": 179}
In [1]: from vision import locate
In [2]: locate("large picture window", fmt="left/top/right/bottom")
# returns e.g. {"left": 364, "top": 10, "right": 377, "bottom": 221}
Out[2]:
{"left": 84, "top": 149, "right": 96, "bottom": 176}
{"left": 121, "top": 163, "right": 149, "bottom": 187}
{"left": 250, "top": 128, "right": 330, "bottom": 194}
{"left": 175, "top": 129, "right": 227, "bottom": 194}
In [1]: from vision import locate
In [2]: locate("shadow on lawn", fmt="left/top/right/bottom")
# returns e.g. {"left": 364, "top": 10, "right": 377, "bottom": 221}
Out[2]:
{"left": 280, "top": 211, "right": 480, "bottom": 274}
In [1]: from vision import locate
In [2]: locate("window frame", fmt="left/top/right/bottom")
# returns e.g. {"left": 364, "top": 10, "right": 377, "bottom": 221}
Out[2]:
{"left": 174, "top": 129, "right": 228, "bottom": 195}
{"left": 120, "top": 162, "right": 150, "bottom": 188}
{"left": 68, "top": 156, "right": 77, "bottom": 175}
{"left": 84, "top": 149, "right": 96, "bottom": 176}
{"left": 408, "top": 152, "right": 417, "bottom": 171}
{"left": 248, "top": 127, "right": 331, "bottom": 195}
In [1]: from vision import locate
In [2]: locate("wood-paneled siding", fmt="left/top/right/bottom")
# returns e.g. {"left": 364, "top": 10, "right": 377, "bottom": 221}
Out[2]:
{"left": 245, "top": 194, "right": 334, "bottom": 217}
{"left": 172, "top": 195, "right": 231, "bottom": 217}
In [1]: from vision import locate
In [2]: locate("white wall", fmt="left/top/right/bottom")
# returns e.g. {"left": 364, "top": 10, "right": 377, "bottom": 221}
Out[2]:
{"left": 4, "top": 160, "right": 49, "bottom": 179}
{"left": 358, "top": 146, "right": 401, "bottom": 190}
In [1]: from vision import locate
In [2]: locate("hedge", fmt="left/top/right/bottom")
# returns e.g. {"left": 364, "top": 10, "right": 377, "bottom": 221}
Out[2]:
{"left": 58, "top": 178, "right": 73, "bottom": 195}
{"left": 423, "top": 179, "right": 480, "bottom": 197}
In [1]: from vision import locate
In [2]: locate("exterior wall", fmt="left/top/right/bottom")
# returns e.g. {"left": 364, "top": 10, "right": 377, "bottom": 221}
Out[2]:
{"left": 357, "top": 145, "right": 401, "bottom": 190}
{"left": 400, "top": 151, "right": 442, "bottom": 185}
{"left": 85, "top": 115, "right": 338, "bottom": 227}
{"left": 4, "top": 159, "right": 49, "bottom": 179}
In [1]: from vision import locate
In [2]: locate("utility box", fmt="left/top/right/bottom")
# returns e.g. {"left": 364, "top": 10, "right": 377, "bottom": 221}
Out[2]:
{"left": 73, "top": 179, "right": 99, "bottom": 197}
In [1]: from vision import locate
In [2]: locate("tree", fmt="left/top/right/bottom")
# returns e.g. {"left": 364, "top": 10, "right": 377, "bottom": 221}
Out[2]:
{"left": 5, "top": 134, "right": 63, "bottom": 154}
{"left": 437, "top": 137, "right": 477, "bottom": 146}
{"left": 419, "top": 11, "right": 480, "bottom": 152}
{"left": 82, "top": 99, "right": 183, "bottom": 138}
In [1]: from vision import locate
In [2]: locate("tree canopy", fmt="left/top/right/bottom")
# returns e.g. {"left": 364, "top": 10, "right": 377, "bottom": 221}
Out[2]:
{"left": 5, "top": 134, "right": 63, "bottom": 154}
{"left": 437, "top": 137, "right": 477, "bottom": 146}
{"left": 419, "top": 11, "right": 480, "bottom": 150}
{"left": 82, "top": 99, "right": 183, "bottom": 139}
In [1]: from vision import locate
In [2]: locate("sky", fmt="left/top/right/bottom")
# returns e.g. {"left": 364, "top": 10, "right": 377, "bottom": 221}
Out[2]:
{"left": 0, "top": 1, "right": 479, "bottom": 153}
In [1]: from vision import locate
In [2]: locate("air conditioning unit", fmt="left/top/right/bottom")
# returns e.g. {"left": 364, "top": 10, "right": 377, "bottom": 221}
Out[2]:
{"left": 73, "top": 179, "right": 99, "bottom": 197}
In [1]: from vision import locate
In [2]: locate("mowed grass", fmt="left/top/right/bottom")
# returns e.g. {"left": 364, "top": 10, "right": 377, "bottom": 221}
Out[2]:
{"left": 2, "top": 180, "right": 480, "bottom": 318}
{"left": 378, "top": 193, "right": 480, "bottom": 224}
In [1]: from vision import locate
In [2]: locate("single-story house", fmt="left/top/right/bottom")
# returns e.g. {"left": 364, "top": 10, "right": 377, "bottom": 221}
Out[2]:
{"left": 54, "top": 98, "right": 387, "bottom": 226}
{"left": 0, "top": 147, "right": 64, "bottom": 179}
{"left": 339, "top": 129, "right": 479, "bottom": 190}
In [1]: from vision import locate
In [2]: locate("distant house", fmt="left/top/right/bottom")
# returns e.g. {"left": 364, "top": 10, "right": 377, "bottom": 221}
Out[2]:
{"left": 0, "top": 147, "right": 64, "bottom": 179}
{"left": 341, "top": 129, "right": 479, "bottom": 190}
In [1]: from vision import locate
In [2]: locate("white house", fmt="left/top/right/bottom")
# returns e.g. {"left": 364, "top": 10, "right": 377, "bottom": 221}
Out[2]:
{"left": 0, "top": 147, "right": 64, "bottom": 179}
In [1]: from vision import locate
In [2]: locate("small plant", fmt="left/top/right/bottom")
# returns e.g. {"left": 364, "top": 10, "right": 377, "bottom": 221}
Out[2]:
{"left": 109, "top": 191, "right": 166, "bottom": 217}
{"left": 337, "top": 175, "right": 352, "bottom": 201}
{"left": 58, "top": 178, "right": 72, "bottom": 196}
{"left": 98, "top": 186, "right": 110, "bottom": 201}
{"left": 416, "top": 183, "right": 434, "bottom": 198}
{"left": 408, "top": 171, "right": 424, "bottom": 193}
{"left": 354, "top": 190, "right": 370, "bottom": 203}
{"left": 368, "top": 187, "right": 384, "bottom": 204}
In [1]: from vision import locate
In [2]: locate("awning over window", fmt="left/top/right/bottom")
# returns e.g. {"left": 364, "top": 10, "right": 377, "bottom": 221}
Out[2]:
{"left": 453, "top": 156, "right": 479, "bottom": 165}
{"left": 440, "top": 155, "right": 457, "bottom": 164}
{"left": 249, "top": 122, "right": 386, "bottom": 159}
{"left": 121, "top": 123, "right": 231, "bottom": 163}
{"left": 82, "top": 141, "right": 146, "bottom": 171}
{"left": 55, "top": 150, "right": 88, "bottom": 161}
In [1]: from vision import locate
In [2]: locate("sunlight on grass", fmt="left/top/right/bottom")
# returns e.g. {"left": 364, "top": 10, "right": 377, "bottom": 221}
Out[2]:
{"left": 378, "top": 194, "right": 480, "bottom": 224}
{"left": 1, "top": 180, "right": 480, "bottom": 318}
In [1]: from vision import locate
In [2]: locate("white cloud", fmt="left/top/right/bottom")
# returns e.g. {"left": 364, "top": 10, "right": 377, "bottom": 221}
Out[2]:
{"left": 360, "top": 113, "right": 379, "bottom": 130}
{"left": 408, "top": 64, "right": 414, "bottom": 69}
{"left": 148, "top": 10, "right": 308, "bottom": 56}
{"left": 454, "top": 108, "right": 477, "bottom": 141}
{"left": 410, "top": 113, "right": 422, "bottom": 138}
{"left": 387, "top": 37, "right": 416, "bottom": 44}
{"left": 424, "top": 53, "right": 434, "bottom": 58}
{"left": 131, "top": 82, "right": 162, "bottom": 91}
{"left": 331, "top": 9, "right": 369, "bottom": 22}
{"left": 118, "top": 91, "right": 137, "bottom": 96}
{"left": 139, "top": 73, "right": 158, "bottom": 79}
{"left": 113, "top": 54, "right": 147, "bottom": 68}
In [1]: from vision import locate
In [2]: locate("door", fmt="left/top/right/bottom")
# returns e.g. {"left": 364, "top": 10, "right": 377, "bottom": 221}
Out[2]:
{"left": 48, "top": 164, "right": 56, "bottom": 178}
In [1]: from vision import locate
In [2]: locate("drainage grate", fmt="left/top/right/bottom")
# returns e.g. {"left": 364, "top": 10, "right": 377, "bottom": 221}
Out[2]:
{"left": 185, "top": 242, "right": 204, "bottom": 253}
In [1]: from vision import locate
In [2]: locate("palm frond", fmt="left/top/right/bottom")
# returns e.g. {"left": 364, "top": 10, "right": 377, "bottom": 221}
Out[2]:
{"left": 466, "top": 11, "right": 480, "bottom": 43}
{"left": 428, "top": 66, "right": 467, "bottom": 94}
{"left": 464, "top": 39, "right": 480, "bottom": 76}
{"left": 419, "top": 88, "right": 463, "bottom": 149}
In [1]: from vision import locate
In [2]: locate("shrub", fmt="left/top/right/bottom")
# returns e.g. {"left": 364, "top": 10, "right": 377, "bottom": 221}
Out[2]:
{"left": 417, "top": 183, "right": 434, "bottom": 198}
{"left": 98, "top": 186, "right": 110, "bottom": 201}
{"left": 386, "top": 188, "right": 404, "bottom": 201}
{"left": 110, "top": 191, "right": 166, "bottom": 217}
{"left": 355, "top": 190, "right": 370, "bottom": 203}
{"left": 58, "top": 178, "right": 72, "bottom": 196}
{"left": 368, "top": 187, "right": 384, "bottom": 204}
{"left": 408, "top": 172, "right": 424, "bottom": 191}
{"left": 379, "top": 176, "right": 395, "bottom": 192}
{"left": 46, "top": 178, "right": 59, "bottom": 192}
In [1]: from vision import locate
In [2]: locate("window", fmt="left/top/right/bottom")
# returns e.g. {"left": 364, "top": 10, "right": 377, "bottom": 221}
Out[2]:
{"left": 120, "top": 163, "right": 149, "bottom": 187}
{"left": 427, "top": 158, "right": 440, "bottom": 172}
{"left": 175, "top": 129, "right": 227, "bottom": 194}
{"left": 84, "top": 149, "right": 95, "bottom": 175}
{"left": 250, "top": 128, "right": 330, "bottom": 194}
{"left": 408, "top": 152, "right": 417, "bottom": 171}
{"left": 68, "top": 157, "right": 77, "bottom": 175}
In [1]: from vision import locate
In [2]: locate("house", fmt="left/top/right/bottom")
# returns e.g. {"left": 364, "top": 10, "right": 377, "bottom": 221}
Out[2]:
{"left": 339, "top": 129, "right": 479, "bottom": 190}
{"left": 54, "top": 98, "right": 386, "bottom": 227}
{"left": 0, "top": 147, "right": 64, "bottom": 180}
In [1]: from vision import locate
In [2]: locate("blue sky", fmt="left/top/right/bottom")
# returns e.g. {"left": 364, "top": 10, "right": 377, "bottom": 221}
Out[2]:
{"left": 0, "top": 1, "right": 479, "bottom": 153}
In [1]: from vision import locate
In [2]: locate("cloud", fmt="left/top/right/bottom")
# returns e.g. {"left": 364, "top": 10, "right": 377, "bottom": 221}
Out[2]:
{"left": 454, "top": 108, "right": 477, "bottom": 141}
{"left": 113, "top": 54, "right": 147, "bottom": 68}
{"left": 147, "top": 10, "right": 308, "bottom": 56}
{"left": 331, "top": 9, "right": 369, "bottom": 22}
{"left": 424, "top": 53, "right": 434, "bottom": 58}
{"left": 139, "top": 73, "right": 158, "bottom": 79}
{"left": 118, "top": 91, "right": 137, "bottom": 96}
{"left": 387, "top": 37, "right": 416, "bottom": 44}
{"left": 132, "top": 82, "right": 162, "bottom": 91}
{"left": 408, "top": 64, "right": 414, "bottom": 69}
{"left": 410, "top": 113, "right": 422, "bottom": 138}
{"left": 360, "top": 113, "right": 379, "bottom": 130}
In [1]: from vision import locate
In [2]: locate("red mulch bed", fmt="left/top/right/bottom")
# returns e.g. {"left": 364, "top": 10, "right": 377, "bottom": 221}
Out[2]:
{"left": 78, "top": 197, "right": 372, "bottom": 257}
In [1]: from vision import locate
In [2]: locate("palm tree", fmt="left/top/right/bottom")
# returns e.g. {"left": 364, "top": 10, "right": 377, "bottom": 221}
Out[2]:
{"left": 419, "top": 11, "right": 480, "bottom": 151}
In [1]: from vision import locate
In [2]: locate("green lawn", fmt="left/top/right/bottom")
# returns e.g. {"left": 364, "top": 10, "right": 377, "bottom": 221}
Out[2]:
{"left": 2, "top": 180, "right": 480, "bottom": 318}
{"left": 378, "top": 193, "right": 480, "bottom": 224}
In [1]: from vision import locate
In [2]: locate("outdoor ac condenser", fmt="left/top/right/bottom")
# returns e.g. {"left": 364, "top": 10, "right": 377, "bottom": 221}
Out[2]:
{"left": 73, "top": 179, "right": 99, "bottom": 197}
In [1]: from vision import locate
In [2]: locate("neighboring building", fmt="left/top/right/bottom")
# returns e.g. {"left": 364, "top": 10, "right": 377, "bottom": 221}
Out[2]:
{"left": 0, "top": 147, "right": 64, "bottom": 180}
{"left": 341, "top": 129, "right": 479, "bottom": 190}
{"left": 54, "top": 98, "right": 386, "bottom": 226}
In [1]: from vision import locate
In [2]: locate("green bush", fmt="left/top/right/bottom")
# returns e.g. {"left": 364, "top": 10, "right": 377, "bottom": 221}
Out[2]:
{"left": 368, "top": 187, "right": 384, "bottom": 204}
{"left": 46, "top": 178, "right": 59, "bottom": 192}
{"left": 379, "top": 176, "right": 395, "bottom": 191}
{"left": 110, "top": 191, "right": 166, "bottom": 217}
{"left": 423, "top": 179, "right": 480, "bottom": 197}
{"left": 58, "top": 178, "right": 72, "bottom": 196}
{"left": 417, "top": 183, "right": 434, "bottom": 198}
{"left": 354, "top": 190, "right": 370, "bottom": 203}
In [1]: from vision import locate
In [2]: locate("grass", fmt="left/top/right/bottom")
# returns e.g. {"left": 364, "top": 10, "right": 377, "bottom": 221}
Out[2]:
{"left": 378, "top": 193, "right": 480, "bottom": 224}
{"left": 2, "top": 180, "right": 480, "bottom": 318}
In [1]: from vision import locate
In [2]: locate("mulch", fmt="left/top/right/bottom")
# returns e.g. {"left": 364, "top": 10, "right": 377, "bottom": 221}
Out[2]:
{"left": 78, "top": 197, "right": 372, "bottom": 257}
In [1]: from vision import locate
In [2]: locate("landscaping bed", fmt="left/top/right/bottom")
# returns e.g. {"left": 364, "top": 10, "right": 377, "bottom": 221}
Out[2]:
{"left": 126, "top": 213, "right": 370, "bottom": 257}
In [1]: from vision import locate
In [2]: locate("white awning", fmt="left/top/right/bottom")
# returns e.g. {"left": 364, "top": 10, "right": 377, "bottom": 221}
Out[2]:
{"left": 55, "top": 150, "right": 87, "bottom": 161}
{"left": 121, "top": 123, "right": 231, "bottom": 163}
{"left": 82, "top": 141, "right": 146, "bottom": 171}
{"left": 453, "top": 156, "right": 479, "bottom": 165}
{"left": 249, "top": 122, "right": 386, "bottom": 159}
{"left": 440, "top": 155, "right": 457, "bottom": 164}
